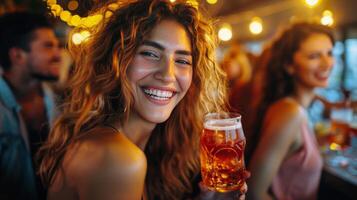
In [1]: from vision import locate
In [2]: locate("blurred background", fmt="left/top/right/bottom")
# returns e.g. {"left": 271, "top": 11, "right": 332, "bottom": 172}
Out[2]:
{"left": 1, "top": 0, "right": 356, "bottom": 99}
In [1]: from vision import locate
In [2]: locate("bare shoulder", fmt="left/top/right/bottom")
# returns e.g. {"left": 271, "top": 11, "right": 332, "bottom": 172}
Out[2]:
{"left": 264, "top": 97, "right": 305, "bottom": 128}
{"left": 54, "top": 126, "right": 147, "bottom": 200}
{"left": 261, "top": 97, "right": 306, "bottom": 145}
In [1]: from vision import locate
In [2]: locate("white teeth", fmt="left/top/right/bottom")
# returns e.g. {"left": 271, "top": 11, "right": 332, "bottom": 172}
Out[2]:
{"left": 143, "top": 88, "right": 174, "bottom": 99}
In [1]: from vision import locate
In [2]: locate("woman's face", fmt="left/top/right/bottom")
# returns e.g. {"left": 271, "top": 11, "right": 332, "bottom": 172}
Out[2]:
{"left": 127, "top": 19, "right": 193, "bottom": 124}
{"left": 289, "top": 33, "right": 335, "bottom": 89}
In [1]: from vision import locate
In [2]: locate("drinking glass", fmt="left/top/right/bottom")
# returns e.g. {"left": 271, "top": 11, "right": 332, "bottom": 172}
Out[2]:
{"left": 200, "top": 112, "right": 246, "bottom": 192}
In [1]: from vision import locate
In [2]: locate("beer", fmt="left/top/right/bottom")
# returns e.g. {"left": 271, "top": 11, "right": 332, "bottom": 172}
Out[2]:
{"left": 329, "top": 120, "right": 350, "bottom": 147}
{"left": 200, "top": 113, "right": 246, "bottom": 192}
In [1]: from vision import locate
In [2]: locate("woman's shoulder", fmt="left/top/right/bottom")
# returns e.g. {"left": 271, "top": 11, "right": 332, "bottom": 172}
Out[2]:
{"left": 263, "top": 97, "right": 305, "bottom": 139}
{"left": 266, "top": 97, "right": 305, "bottom": 121}
{"left": 49, "top": 126, "right": 147, "bottom": 199}
{"left": 61, "top": 126, "right": 147, "bottom": 187}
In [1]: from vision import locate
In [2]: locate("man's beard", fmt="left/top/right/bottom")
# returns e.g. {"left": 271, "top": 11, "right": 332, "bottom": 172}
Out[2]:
{"left": 31, "top": 72, "right": 59, "bottom": 82}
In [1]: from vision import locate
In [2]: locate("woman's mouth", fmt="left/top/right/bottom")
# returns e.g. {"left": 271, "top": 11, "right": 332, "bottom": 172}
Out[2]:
{"left": 142, "top": 87, "right": 176, "bottom": 101}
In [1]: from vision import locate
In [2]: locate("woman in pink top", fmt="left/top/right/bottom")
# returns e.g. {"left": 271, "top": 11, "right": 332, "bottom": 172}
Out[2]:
{"left": 247, "top": 22, "right": 335, "bottom": 200}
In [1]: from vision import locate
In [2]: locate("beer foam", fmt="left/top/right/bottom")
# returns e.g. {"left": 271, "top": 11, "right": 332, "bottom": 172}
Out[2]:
{"left": 204, "top": 119, "right": 242, "bottom": 131}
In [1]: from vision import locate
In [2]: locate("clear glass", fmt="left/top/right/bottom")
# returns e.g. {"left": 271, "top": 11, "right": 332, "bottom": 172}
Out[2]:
{"left": 200, "top": 112, "right": 246, "bottom": 192}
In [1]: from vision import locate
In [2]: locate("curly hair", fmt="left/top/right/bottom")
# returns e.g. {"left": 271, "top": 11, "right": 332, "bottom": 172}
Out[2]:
{"left": 38, "top": 0, "right": 227, "bottom": 199}
{"left": 247, "top": 22, "right": 334, "bottom": 162}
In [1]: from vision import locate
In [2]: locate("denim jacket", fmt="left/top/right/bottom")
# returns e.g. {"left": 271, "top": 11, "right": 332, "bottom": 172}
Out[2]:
{"left": 0, "top": 76, "right": 57, "bottom": 151}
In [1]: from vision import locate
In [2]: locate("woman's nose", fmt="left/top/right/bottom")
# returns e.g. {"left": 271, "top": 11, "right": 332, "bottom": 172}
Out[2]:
{"left": 154, "top": 56, "right": 175, "bottom": 82}
{"left": 321, "top": 54, "right": 334, "bottom": 70}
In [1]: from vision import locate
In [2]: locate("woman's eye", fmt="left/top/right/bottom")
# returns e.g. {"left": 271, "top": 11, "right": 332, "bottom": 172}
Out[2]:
{"left": 328, "top": 50, "right": 333, "bottom": 57}
{"left": 140, "top": 51, "right": 159, "bottom": 60}
{"left": 308, "top": 53, "right": 320, "bottom": 59}
{"left": 176, "top": 59, "right": 192, "bottom": 66}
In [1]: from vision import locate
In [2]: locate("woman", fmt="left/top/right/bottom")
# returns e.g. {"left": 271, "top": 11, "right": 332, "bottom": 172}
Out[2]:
{"left": 220, "top": 44, "right": 253, "bottom": 131}
{"left": 247, "top": 22, "right": 335, "bottom": 200}
{"left": 38, "top": 0, "right": 245, "bottom": 199}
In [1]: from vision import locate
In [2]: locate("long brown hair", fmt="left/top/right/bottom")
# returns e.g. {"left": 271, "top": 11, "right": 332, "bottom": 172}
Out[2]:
{"left": 247, "top": 22, "right": 334, "bottom": 162}
{"left": 38, "top": 0, "right": 227, "bottom": 199}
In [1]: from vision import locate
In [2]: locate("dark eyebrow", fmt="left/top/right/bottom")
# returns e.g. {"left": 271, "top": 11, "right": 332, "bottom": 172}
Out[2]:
{"left": 142, "top": 40, "right": 192, "bottom": 56}
{"left": 142, "top": 40, "right": 164, "bottom": 50}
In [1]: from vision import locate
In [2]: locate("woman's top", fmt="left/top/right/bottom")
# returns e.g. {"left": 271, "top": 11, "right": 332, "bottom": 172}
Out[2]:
{"left": 271, "top": 117, "right": 323, "bottom": 200}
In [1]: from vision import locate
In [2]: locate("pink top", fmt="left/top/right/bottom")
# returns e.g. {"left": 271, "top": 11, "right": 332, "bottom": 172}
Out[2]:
{"left": 271, "top": 120, "right": 323, "bottom": 200}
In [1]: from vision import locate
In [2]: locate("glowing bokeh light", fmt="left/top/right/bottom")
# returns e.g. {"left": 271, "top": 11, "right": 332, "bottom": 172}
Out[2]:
{"left": 68, "top": 0, "right": 79, "bottom": 11}
{"left": 207, "top": 0, "right": 218, "bottom": 5}
{"left": 218, "top": 24, "right": 232, "bottom": 41}
{"left": 305, "top": 0, "right": 319, "bottom": 8}
{"left": 321, "top": 10, "right": 334, "bottom": 26}
{"left": 249, "top": 17, "right": 263, "bottom": 35}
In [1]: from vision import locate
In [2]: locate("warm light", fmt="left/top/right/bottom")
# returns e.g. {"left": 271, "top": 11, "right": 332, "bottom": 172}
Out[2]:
{"left": 249, "top": 17, "right": 263, "bottom": 35}
{"left": 108, "top": 3, "right": 119, "bottom": 10}
{"left": 207, "top": 0, "right": 218, "bottom": 4}
{"left": 80, "top": 30, "right": 91, "bottom": 41}
{"left": 45, "top": 0, "right": 117, "bottom": 28}
{"left": 47, "top": 0, "right": 57, "bottom": 5}
{"left": 82, "top": 14, "right": 103, "bottom": 28}
{"left": 70, "top": 15, "right": 81, "bottom": 27}
{"left": 50, "top": 4, "right": 62, "bottom": 16}
{"left": 186, "top": 0, "right": 199, "bottom": 9}
{"left": 71, "top": 31, "right": 91, "bottom": 45}
{"left": 72, "top": 33, "right": 83, "bottom": 45}
{"left": 218, "top": 24, "right": 232, "bottom": 41}
{"left": 60, "top": 10, "right": 72, "bottom": 22}
{"left": 321, "top": 10, "right": 334, "bottom": 26}
{"left": 305, "top": 0, "right": 319, "bottom": 8}
{"left": 105, "top": 11, "right": 113, "bottom": 18}
{"left": 169, "top": 0, "right": 176, "bottom": 2}
{"left": 329, "top": 142, "right": 341, "bottom": 151}
{"left": 68, "top": 0, "right": 79, "bottom": 11}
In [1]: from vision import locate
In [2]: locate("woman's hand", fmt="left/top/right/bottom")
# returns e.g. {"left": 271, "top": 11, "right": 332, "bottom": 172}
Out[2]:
{"left": 197, "top": 170, "right": 250, "bottom": 200}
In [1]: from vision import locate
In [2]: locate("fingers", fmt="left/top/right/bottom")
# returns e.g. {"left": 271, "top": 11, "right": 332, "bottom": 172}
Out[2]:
{"left": 240, "top": 183, "right": 248, "bottom": 194}
{"left": 243, "top": 170, "right": 251, "bottom": 179}
{"left": 239, "top": 194, "right": 246, "bottom": 200}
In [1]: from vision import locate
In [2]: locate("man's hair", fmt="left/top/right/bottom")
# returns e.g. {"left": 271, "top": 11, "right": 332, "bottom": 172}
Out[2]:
{"left": 0, "top": 12, "right": 52, "bottom": 70}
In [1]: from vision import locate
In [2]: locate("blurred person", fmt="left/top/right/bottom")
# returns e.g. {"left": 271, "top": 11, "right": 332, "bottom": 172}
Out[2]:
{"left": 245, "top": 45, "right": 272, "bottom": 162}
{"left": 0, "top": 12, "right": 62, "bottom": 199}
{"left": 247, "top": 22, "right": 335, "bottom": 200}
{"left": 220, "top": 44, "right": 253, "bottom": 88}
{"left": 221, "top": 44, "right": 253, "bottom": 133}
{"left": 38, "top": 1, "right": 248, "bottom": 200}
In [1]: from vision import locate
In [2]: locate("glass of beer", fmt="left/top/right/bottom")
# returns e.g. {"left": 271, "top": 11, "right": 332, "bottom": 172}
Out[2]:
{"left": 200, "top": 112, "right": 246, "bottom": 192}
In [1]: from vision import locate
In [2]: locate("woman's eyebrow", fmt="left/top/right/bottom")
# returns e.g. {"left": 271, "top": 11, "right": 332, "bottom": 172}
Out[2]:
{"left": 142, "top": 40, "right": 192, "bottom": 56}
{"left": 142, "top": 40, "right": 164, "bottom": 50}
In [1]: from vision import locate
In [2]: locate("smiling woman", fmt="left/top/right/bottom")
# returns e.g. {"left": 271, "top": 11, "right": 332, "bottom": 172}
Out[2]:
{"left": 127, "top": 20, "right": 193, "bottom": 125}
{"left": 36, "top": 0, "right": 242, "bottom": 200}
{"left": 247, "top": 22, "right": 335, "bottom": 200}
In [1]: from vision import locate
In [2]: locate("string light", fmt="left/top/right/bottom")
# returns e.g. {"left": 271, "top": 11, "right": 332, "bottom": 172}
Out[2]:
{"left": 329, "top": 142, "right": 341, "bottom": 151}
{"left": 218, "top": 23, "right": 232, "bottom": 41}
{"left": 186, "top": 0, "right": 199, "bottom": 9}
{"left": 304, "top": 0, "right": 319, "bottom": 8}
{"left": 207, "top": 0, "right": 218, "bottom": 5}
{"left": 249, "top": 17, "right": 263, "bottom": 35}
{"left": 68, "top": 0, "right": 79, "bottom": 11}
{"left": 321, "top": 10, "right": 334, "bottom": 26}
{"left": 44, "top": 0, "right": 118, "bottom": 28}
{"left": 71, "top": 30, "right": 91, "bottom": 45}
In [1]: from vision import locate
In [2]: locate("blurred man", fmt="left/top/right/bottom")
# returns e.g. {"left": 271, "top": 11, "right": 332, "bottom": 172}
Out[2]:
{"left": 0, "top": 12, "right": 61, "bottom": 200}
